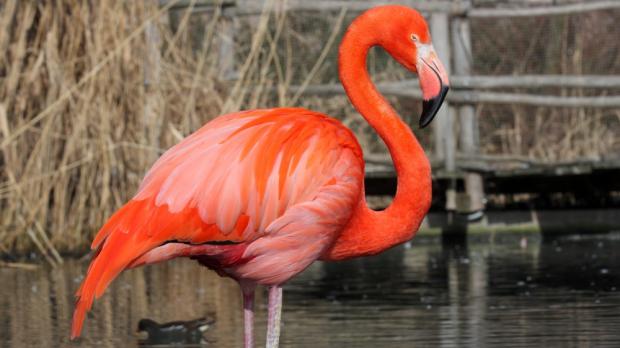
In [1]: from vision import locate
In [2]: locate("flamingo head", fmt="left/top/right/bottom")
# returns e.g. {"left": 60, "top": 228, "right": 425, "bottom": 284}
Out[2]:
{"left": 375, "top": 6, "right": 450, "bottom": 128}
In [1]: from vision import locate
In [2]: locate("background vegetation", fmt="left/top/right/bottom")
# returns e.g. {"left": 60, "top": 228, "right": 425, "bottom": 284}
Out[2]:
{"left": 0, "top": 1, "right": 618, "bottom": 260}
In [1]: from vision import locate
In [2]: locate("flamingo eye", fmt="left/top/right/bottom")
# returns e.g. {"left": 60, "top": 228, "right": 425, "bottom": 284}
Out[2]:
{"left": 410, "top": 34, "right": 419, "bottom": 43}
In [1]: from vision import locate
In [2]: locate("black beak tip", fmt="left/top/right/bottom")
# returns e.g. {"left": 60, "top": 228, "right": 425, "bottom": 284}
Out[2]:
{"left": 419, "top": 85, "right": 449, "bottom": 129}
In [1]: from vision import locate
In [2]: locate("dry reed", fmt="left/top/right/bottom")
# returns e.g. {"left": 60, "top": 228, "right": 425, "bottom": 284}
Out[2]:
{"left": 0, "top": 0, "right": 361, "bottom": 261}
{"left": 1, "top": 1, "right": 618, "bottom": 261}
{"left": 472, "top": 11, "right": 620, "bottom": 161}
{"left": 0, "top": 0, "right": 298, "bottom": 259}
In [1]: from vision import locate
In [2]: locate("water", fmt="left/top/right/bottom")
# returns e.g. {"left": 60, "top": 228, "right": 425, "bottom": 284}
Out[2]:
{"left": 2, "top": 232, "right": 620, "bottom": 347}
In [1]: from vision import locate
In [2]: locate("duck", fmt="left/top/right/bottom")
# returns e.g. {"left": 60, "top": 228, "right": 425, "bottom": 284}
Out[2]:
{"left": 137, "top": 316, "right": 214, "bottom": 346}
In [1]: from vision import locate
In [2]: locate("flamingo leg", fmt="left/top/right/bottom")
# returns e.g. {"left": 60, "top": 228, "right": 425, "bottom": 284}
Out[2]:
{"left": 241, "top": 283, "right": 256, "bottom": 348}
{"left": 266, "top": 285, "right": 283, "bottom": 348}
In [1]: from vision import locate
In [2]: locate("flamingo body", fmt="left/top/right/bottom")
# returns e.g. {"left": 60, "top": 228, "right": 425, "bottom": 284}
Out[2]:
{"left": 72, "top": 108, "right": 364, "bottom": 336}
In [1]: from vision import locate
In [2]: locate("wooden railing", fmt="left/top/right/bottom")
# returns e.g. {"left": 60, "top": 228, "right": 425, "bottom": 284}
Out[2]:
{"left": 160, "top": 0, "right": 620, "bottom": 213}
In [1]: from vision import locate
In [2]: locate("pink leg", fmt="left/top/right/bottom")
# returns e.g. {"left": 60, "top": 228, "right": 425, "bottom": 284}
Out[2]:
{"left": 266, "top": 285, "right": 283, "bottom": 348}
{"left": 241, "top": 282, "right": 256, "bottom": 348}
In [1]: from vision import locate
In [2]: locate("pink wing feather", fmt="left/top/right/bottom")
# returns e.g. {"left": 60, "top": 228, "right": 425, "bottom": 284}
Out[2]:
{"left": 72, "top": 107, "right": 364, "bottom": 338}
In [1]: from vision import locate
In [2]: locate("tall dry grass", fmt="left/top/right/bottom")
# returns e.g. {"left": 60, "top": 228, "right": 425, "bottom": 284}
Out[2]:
{"left": 1, "top": 1, "right": 619, "bottom": 261}
{"left": 472, "top": 11, "right": 620, "bottom": 161}
{"left": 0, "top": 0, "right": 357, "bottom": 262}
{"left": 0, "top": 0, "right": 320, "bottom": 261}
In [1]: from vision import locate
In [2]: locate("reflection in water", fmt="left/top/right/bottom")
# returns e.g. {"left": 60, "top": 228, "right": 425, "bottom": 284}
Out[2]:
{"left": 2, "top": 232, "right": 620, "bottom": 347}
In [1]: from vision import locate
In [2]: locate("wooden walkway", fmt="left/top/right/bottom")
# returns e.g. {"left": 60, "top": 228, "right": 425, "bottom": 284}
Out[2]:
{"left": 365, "top": 156, "right": 620, "bottom": 236}
{"left": 365, "top": 155, "right": 620, "bottom": 208}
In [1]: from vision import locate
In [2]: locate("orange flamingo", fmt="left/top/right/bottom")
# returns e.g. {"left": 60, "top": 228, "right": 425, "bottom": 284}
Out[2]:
{"left": 71, "top": 5, "right": 449, "bottom": 347}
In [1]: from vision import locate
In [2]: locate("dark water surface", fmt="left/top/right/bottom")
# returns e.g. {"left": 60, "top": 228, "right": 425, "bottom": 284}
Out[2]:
{"left": 2, "top": 232, "right": 620, "bottom": 347}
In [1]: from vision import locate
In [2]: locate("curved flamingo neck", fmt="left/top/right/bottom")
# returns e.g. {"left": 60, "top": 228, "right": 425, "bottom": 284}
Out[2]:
{"left": 323, "top": 16, "right": 432, "bottom": 261}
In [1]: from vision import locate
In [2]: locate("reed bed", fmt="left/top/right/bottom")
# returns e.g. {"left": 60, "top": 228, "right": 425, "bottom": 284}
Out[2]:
{"left": 472, "top": 11, "right": 620, "bottom": 161}
{"left": 1, "top": 1, "right": 618, "bottom": 261}
{"left": 0, "top": 0, "right": 297, "bottom": 260}
{"left": 0, "top": 0, "right": 359, "bottom": 261}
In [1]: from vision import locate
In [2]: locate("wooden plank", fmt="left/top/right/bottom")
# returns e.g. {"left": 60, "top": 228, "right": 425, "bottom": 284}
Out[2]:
{"left": 469, "top": 0, "right": 620, "bottom": 18}
{"left": 365, "top": 155, "right": 620, "bottom": 174}
{"left": 450, "top": 91, "right": 620, "bottom": 108}
{"left": 234, "top": 0, "right": 465, "bottom": 15}
{"left": 0, "top": 261, "right": 39, "bottom": 270}
{"left": 293, "top": 75, "right": 620, "bottom": 91}
{"left": 422, "top": 209, "right": 620, "bottom": 235}
{"left": 286, "top": 83, "right": 620, "bottom": 108}
{"left": 453, "top": 75, "right": 620, "bottom": 89}
{"left": 160, "top": 0, "right": 236, "bottom": 10}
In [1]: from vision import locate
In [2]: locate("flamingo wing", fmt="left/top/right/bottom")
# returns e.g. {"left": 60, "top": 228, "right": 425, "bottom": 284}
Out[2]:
{"left": 72, "top": 108, "right": 364, "bottom": 337}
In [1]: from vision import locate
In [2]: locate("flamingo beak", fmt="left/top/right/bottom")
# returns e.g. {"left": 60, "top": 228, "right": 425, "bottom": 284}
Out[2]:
{"left": 420, "top": 84, "right": 449, "bottom": 128}
{"left": 417, "top": 46, "right": 450, "bottom": 128}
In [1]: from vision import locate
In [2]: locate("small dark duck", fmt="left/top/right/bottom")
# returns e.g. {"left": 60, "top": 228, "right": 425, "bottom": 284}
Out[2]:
{"left": 137, "top": 316, "right": 214, "bottom": 346}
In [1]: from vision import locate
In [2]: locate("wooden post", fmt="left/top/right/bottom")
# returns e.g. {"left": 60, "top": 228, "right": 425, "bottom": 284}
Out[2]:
{"left": 431, "top": 12, "right": 450, "bottom": 162}
{"left": 452, "top": 14, "right": 485, "bottom": 213}
{"left": 430, "top": 12, "right": 457, "bottom": 212}
{"left": 143, "top": 13, "right": 164, "bottom": 165}
{"left": 218, "top": 7, "right": 237, "bottom": 80}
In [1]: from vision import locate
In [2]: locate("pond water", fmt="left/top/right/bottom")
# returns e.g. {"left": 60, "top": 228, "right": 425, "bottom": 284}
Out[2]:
{"left": 1, "top": 232, "right": 620, "bottom": 347}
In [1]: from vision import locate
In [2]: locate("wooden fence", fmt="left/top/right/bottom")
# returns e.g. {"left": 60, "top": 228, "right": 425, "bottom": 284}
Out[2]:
{"left": 161, "top": 0, "right": 620, "bottom": 214}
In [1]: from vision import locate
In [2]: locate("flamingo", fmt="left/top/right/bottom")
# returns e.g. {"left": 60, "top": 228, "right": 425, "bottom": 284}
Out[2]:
{"left": 71, "top": 5, "right": 449, "bottom": 348}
